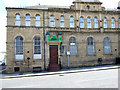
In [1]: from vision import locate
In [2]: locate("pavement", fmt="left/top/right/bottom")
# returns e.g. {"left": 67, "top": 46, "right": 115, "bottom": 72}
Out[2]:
{"left": 0, "top": 65, "right": 120, "bottom": 79}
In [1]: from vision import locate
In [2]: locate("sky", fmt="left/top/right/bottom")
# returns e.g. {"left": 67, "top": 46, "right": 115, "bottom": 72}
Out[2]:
{"left": 0, "top": 0, "right": 119, "bottom": 53}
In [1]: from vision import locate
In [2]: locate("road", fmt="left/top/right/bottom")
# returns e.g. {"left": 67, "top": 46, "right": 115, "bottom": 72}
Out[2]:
{"left": 1, "top": 68, "right": 118, "bottom": 88}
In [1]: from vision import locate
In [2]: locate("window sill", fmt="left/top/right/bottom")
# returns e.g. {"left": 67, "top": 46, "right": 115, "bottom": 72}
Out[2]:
{"left": 14, "top": 60, "right": 24, "bottom": 62}
{"left": 87, "top": 54, "right": 96, "bottom": 56}
{"left": 33, "top": 59, "right": 42, "bottom": 60}
{"left": 103, "top": 54, "right": 113, "bottom": 55}
{"left": 69, "top": 54, "right": 78, "bottom": 56}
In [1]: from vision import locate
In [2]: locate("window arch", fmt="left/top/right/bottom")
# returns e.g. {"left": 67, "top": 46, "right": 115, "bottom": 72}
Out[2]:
{"left": 111, "top": 17, "right": 115, "bottom": 28}
{"left": 35, "top": 15, "right": 40, "bottom": 27}
{"left": 80, "top": 16, "right": 84, "bottom": 28}
{"left": 15, "top": 36, "right": 24, "bottom": 60}
{"left": 33, "top": 36, "right": 42, "bottom": 59}
{"left": 69, "top": 37, "right": 77, "bottom": 55}
{"left": 15, "top": 14, "right": 20, "bottom": 26}
{"left": 50, "top": 15, "right": 55, "bottom": 27}
{"left": 70, "top": 16, "right": 74, "bottom": 27}
{"left": 26, "top": 14, "right": 31, "bottom": 26}
{"left": 94, "top": 17, "right": 98, "bottom": 28}
{"left": 60, "top": 16, "right": 64, "bottom": 27}
{"left": 87, "top": 17, "right": 91, "bottom": 28}
{"left": 104, "top": 37, "right": 112, "bottom": 54}
{"left": 87, "top": 37, "right": 96, "bottom": 55}
{"left": 119, "top": 18, "right": 120, "bottom": 28}
{"left": 103, "top": 17, "right": 107, "bottom": 28}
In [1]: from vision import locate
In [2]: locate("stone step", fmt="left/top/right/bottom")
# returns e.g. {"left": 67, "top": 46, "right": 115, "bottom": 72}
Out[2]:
{"left": 49, "top": 64, "right": 61, "bottom": 71}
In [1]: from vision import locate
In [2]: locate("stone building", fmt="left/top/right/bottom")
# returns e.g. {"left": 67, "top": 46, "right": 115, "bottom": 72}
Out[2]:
{"left": 6, "top": 0, "right": 120, "bottom": 73}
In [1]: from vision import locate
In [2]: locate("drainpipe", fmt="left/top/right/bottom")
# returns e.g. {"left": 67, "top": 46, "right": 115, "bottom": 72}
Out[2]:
{"left": 43, "top": 10, "right": 46, "bottom": 70}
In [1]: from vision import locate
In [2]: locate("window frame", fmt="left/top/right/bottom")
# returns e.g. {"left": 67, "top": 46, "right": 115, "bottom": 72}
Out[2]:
{"left": 61, "top": 45, "right": 67, "bottom": 55}
{"left": 69, "top": 37, "right": 77, "bottom": 55}
{"left": 60, "top": 16, "right": 64, "bottom": 27}
{"left": 87, "top": 17, "right": 91, "bottom": 28}
{"left": 111, "top": 17, "right": 115, "bottom": 28}
{"left": 50, "top": 15, "right": 55, "bottom": 27}
{"left": 15, "top": 36, "right": 24, "bottom": 60}
{"left": 87, "top": 37, "right": 96, "bottom": 55}
{"left": 15, "top": 14, "right": 20, "bottom": 26}
{"left": 35, "top": 15, "right": 40, "bottom": 27}
{"left": 94, "top": 17, "right": 98, "bottom": 28}
{"left": 33, "top": 36, "right": 42, "bottom": 60}
{"left": 103, "top": 17, "right": 107, "bottom": 28}
{"left": 70, "top": 16, "right": 74, "bottom": 28}
{"left": 104, "top": 37, "right": 112, "bottom": 54}
{"left": 80, "top": 16, "right": 84, "bottom": 28}
{"left": 25, "top": 14, "right": 31, "bottom": 26}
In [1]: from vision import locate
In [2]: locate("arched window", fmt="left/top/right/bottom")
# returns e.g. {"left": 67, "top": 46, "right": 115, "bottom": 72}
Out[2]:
{"left": 118, "top": 18, "right": 120, "bottom": 28}
{"left": 111, "top": 17, "right": 115, "bottom": 28}
{"left": 70, "top": 16, "right": 74, "bottom": 27}
{"left": 15, "top": 14, "right": 20, "bottom": 26}
{"left": 87, "top": 37, "right": 95, "bottom": 55}
{"left": 103, "top": 17, "right": 107, "bottom": 28}
{"left": 60, "top": 16, "right": 64, "bottom": 27}
{"left": 104, "top": 37, "right": 112, "bottom": 54}
{"left": 33, "top": 36, "right": 42, "bottom": 59}
{"left": 80, "top": 17, "right": 84, "bottom": 28}
{"left": 50, "top": 16, "right": 55, "bottom": 27}
{"left": 69, "top": 37, "right": 77, "bottom": 55}
{"left": 87, "top": 17, "right": 91, "bottom": 28}
{"left": 26, "top": 14, "right": 31, "bottom": 26}
{"left": 35, "top": 15, "right": 40, "bottom": 27}
{"left": 94, "top": 17, "right": 98, "bottom": 28}
{"left": 15, "top": 36, "right": 24, "bottom": 60}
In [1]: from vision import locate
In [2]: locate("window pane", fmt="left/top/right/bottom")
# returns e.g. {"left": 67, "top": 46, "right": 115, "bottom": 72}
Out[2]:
{"left": 26, "top": 14, "right": 30, "bottom": 20}
{"left": 50, "top": 16, "right": 54, "bottom": 21}
{"left": 104, "top": 37, "right": 112, "bottom": 54}
{"left": 87, "top": 17, "right": 91, "bottom": 28}
{"left": 26, "top": 21, "right": 30, "bottom": 26}
{"left": 111, "top": 18, "right": 115, "bottom": 28}
{"left": 60, "top": 21, "right": 64, "bottom": 27}
{"left": 15, "top": 21, "right": 20, "bottom": 26}
{"left": 69, "top": 45, "right": 77, "bottom": 55}
{"left": 61, "top": 45, "right": 66, "bottom": 55}
{"left": 15, "top": 14, "right": 20, "bottom": 26}
{"left": 103, "top": 18, "right": 107, "bottom": 28}
{"left": 35, "top": 15, "right": 40, "bottom": 26}
{"left": 69, "top": 37, "right": 77, "bottom": 55}
{"left": 60, "top": 16, "right": 64, "bottom": 27}
{"left": 26, "top": 14, "right": 30, "bottom": 26}
{"left": 50, "top": 16, "right": 55, "bottom": 27}
{"left": 50, "top": 22, "right": 55, "bottom": 27}
{"left": 15, "top": 36, "right": 24, "bottom": 55}
{"left": 70, "top": 16, "right": 74, "bottom": 27}
{"left": 70, "top": 22, "right": 74, "bottom": 27}
{"left": 16, "top": 14, "right": 20, "bottom": 20}
{"left": 33, "top": 36, "right": 41, "bottom": 55}
{"left": 35, "top": 21, "right": 40, "bottom": 27}
{"left": 87, "top": 37, "right": 95, "bottom": 55}
{"left": 36, "top": 15, "right": 40, "bottom": 20}
{"left": 69, "top": 37, "right": 76, "bottom": 44}
{"left": 94, "top": 17, "right": 98, "bottom": 28}
{"left": 80, "top": 17, "right": 84, "bottom": 28}
{"left": 61, "top": 16, "right": 64, "bottom": 21}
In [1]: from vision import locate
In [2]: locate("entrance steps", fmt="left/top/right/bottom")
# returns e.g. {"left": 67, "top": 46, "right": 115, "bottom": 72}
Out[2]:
{"left": 49, "top": 64, "right": 60, "bottom": 71}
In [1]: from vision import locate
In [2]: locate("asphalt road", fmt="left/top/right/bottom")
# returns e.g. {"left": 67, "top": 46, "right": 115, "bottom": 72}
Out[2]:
{"left": 1, "top": 68, "right": 118, "bottom": 88}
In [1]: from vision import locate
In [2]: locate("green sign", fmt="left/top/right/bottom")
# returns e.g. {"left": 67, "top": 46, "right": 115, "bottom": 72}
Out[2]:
{"left": 46, "top": 32, "right": 62, "bottom": 42}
